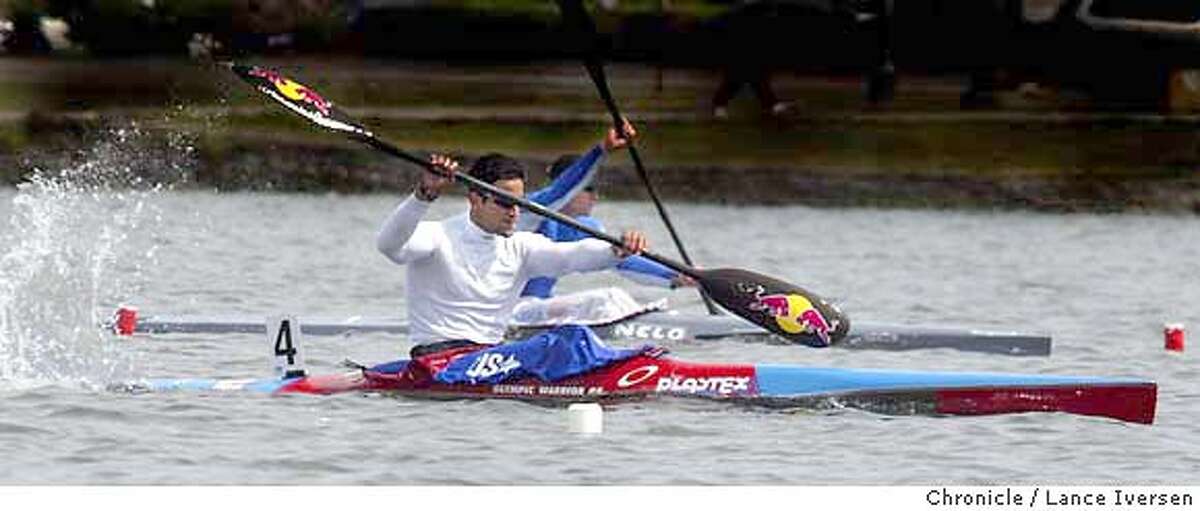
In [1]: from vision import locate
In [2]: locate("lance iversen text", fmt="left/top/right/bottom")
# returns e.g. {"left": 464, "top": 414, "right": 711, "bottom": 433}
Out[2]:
{"left": 926, "top": 487, "right": 1194, "bottom": 508}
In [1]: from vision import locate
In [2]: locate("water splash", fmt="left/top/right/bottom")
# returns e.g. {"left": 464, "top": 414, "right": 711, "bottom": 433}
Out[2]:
{"left": 0, "top": 123, "right": 192, "bottom": 390}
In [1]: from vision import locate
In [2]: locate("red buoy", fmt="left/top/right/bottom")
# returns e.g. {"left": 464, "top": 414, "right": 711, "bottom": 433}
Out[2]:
{"left": 114, "top": 306, "right": 138, "bottom": 336}
{"left": 1164, "top": 323, "right": 1185, "bottom": 352}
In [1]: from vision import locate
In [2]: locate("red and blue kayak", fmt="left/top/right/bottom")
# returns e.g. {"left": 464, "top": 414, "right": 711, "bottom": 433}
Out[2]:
{"left": 130, "top": 355, "right": 1157, "bottom": 424}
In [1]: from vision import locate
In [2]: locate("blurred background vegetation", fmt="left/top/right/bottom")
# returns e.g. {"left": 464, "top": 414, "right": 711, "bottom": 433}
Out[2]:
{"left": 2, "top": 0, "right": 817, "bottom": 60}
{"left": 1, "top": 1, "right": 1198, "bottom": 211}
{"left": 5, "top": 0, "right": 1199, "bottom": 104}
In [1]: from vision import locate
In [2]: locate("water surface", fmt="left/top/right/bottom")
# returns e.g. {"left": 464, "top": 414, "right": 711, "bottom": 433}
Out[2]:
{"left": 1, "top": 184, "right": 1196, "bottom": 484}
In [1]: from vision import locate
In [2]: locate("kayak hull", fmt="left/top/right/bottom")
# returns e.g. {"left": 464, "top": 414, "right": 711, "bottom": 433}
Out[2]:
{"left": 131, "top": 355, "right": 1156, "bottom": 424}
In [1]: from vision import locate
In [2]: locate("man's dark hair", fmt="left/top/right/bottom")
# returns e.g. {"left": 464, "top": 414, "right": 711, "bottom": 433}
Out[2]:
{"left": 547, "top": 154, "right": 580, "bottom": 180}
{"left": 469, "top": 153, "right": 526, "bottom": 184}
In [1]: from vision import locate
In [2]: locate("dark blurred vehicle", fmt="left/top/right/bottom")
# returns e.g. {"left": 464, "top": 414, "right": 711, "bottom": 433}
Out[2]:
{"left": 1022, "top": 0, "right": 1200, "bottom": 108}
{"left": 36, "top": 0, "right": 352, "bottom": 55}
{"left": 2, "top": 0, "right": 53, "bottom": 53}
{"left": 42, "top": 0, "right": 227, "bottom": 55}
{"left": 887, "top": 0, "right": 1200, "bottom": 108}
{"left": 729, "top": 0, "right": 1200, "bottom": 109}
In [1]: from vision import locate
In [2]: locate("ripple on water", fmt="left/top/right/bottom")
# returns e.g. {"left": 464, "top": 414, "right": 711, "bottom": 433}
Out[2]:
{"left": 0, "top": 420, "right": 54, "bottom": 436}
{"left": 45, "top": 404, "right": 135, "bottom": 422}
{"left": 3, "top": 386, "right": 59, "bottom": 402}
{"left": 641, "top": 423, "right": 711, "bottom": 437}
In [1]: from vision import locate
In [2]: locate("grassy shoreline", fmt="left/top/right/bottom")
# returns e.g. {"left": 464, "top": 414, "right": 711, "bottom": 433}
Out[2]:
{"left": 7, "top": 113, "right": 1198, "bottom": 213}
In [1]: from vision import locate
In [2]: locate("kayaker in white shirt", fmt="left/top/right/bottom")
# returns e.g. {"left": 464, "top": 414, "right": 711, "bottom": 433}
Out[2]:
{"left": 375, "top": 152, "right": 648, "bottom": 348}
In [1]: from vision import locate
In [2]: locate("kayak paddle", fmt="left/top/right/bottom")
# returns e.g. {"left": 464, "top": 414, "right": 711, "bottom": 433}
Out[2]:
{"left": 554, "top": 0, "right": 718, "bottom": 314}
{"left": 228, "top": 63, "right": 849, "bottom": 347}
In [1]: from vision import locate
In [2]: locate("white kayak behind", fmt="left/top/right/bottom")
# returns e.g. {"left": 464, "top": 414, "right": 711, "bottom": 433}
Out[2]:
{"left": 108, "top": 290, "right": 1052, "bottom": 357}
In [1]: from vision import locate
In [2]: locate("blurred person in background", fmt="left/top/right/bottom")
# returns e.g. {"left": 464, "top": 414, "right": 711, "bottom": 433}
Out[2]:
{"left": 710, "top": 0, "right": 793, "bottom": 119}
{"left": 513, "top": 121, "right": 697, "bottom": 328}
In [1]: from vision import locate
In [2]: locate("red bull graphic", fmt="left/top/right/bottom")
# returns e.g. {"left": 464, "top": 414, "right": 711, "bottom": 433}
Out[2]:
{"left": 755, "top": 293, "right": 833, "bottom": 345}
{"left": 248, "top": 68, "right": 333, "bottom": 116}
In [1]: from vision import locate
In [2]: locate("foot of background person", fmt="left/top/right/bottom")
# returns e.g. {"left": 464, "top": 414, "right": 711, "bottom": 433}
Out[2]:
{"left": 769, "top": 102, "right": 794, "bottom": 117}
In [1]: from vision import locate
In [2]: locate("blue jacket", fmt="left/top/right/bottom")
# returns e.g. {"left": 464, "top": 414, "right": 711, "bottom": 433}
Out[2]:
{"left": 519, "top": 145, "right": 680, "bottom": 298}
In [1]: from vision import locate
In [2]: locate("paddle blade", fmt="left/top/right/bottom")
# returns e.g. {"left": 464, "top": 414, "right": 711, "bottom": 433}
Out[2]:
{"left": 231, "top": 64, "right": 372, "bottom": 138}
{"left": 697, "top": 268, "right": 850, "bottom": 347}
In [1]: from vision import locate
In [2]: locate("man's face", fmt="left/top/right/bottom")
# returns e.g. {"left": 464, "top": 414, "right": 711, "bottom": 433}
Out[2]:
{"left": 561, "top": 187, "right": 598, "bottom": 217}
{"left": 468, "top": 178, "right": 524, "bottom": 236}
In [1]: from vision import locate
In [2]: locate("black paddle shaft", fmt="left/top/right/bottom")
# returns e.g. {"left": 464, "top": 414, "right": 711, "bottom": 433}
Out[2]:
{"left": 584, "top": 61, "right": 696, "bottom": 268}
{"left": 556, "top": 0, "right": 718, "bottom": 314}
{"left": 584, "top": 61, "right": 723, "bottom": 315}
{"left": 230, "top": 63, "right": 849, "bottom": 346}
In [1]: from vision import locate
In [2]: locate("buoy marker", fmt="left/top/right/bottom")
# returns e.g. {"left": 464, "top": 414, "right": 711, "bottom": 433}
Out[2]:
{"left": 114, "top": 305, "right": 138, "bottom": 336}
{"left": 567, "top": 402, "right": 603, "bottom": 434}
{"left": 1164, "top": 323, "right": 1185, "bottom": 352}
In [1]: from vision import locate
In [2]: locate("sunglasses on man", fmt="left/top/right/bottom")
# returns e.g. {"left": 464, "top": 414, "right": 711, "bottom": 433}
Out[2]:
{"left": 482, "top": 187, "right": 596, "bottom": 209}
{"left": 483, "top": 193, "right": 519, "bottom": 209}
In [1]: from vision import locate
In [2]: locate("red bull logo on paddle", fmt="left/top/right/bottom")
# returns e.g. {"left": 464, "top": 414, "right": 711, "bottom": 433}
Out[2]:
{"left": 755, "top": 293, "right": 833, "bottom": 345}
{"left": 249, "top": 68, "right": 333, "bottom": 116}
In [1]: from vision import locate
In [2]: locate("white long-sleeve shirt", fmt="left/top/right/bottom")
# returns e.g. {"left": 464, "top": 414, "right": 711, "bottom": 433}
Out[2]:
{"left": 376, "top": 194, "right": 621, "bottom": 344}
